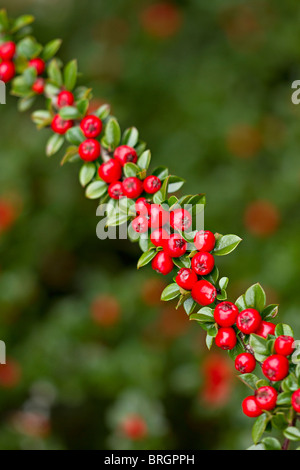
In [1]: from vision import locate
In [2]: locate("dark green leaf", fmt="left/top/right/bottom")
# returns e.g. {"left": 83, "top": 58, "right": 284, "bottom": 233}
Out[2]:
{"left": 161, "top": 283, "right": 181, "bottom": 301}
{"left": 167, "top": 176, "right": 185, "bottom": 193}
{"left": 275, "top": 323, "right": 294, "bottom": 338}
{"left": 105, "top": 117, "right": 121, "bottom": 149}
{"left": 59, "top": 106, "right": 82, "bottom": 120}
{"left": 42, "top": 39, "right": 62, "bottom": 61}
{"left": 64, "top": 59, "right": 77, "bottom": 91}
{"left": 47, "top": 59, "right": 63, "bottom": 87}
{"left": 11, "top": 14, "right": 34, "bottom": 33}
{"left": 66, "top": 126, "right": 85, "bottom": 145}
{"left": 46, "top": 133, "right": 64, "bottom": 157}
{"left": 137, "top": 150, "right": 151, "bottom": 170}
{"left": 213, "top": 234, "right": 242, "bottom": 256}
{"left": 283, "top": 427, "right": 300, "bottom": 441}
{"left": 261, "top": 437, "right": 281, "bottom": 450}
{"left": 17, "top": 37, "right": 42, "bottom": 59}
{"left": 122, "top": 127, "right": 139, "bottom": 147}
{"left": 137, "top": 249, "right": 157, "bottom": 269}
{"left": 252, "top": 414, "right": 269, "bottom": 445}
{"left": 238, "top": 373, "right": 260, "bottom": 391}
{"left": 85, "top": 180, "right": 107, "bottom": 199}
{"left": 79, "top": 163, "right": 96, "bottom": 187}
{"left": 245, "top": 283, "right": 266, "bottom": 312}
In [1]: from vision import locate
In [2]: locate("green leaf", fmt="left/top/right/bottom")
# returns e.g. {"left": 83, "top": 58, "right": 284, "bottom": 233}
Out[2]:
{"left": 167, "top": 176, "right": 185, "bottom": 193}
{"left": 123, "top": 163, "right": 140, "bottom": 177}
{"left": 93, "top": 104, "right": 110, "bottom": 120}
{"left": 31, "top": 110, "right": 52, "bottom": 129}
{"left": 152, "top": 166, "right": 168, "bottom": 180}
{"left": 60, "top": 146, "right": 79, "bottom": 166}
{"left": 105, "top": 118, "right": 121, "bottom": 149}
{"left": 77, "top": 99, "right": 89, "bottom": 117}
{"left": 190, "top": 307, "right": 214, "bottom": 323}
{"left": 247, "top": 444, "right": 266, "bottom": 450}
{"left": 59, "top": 106, "right": 82, "bottom": 120}
{"left": 283, "top": 427, "right": 300, "bottom": 441}
{"left": 213, "top": 234, "right": 242, "bottom": 256}
{"left": 219, "top": 277, "right": 229, "bottom": 290}
{"left": 11, "top": 14, "right": 35, "bottom": 33}
{"left": 64, "top": 59, "right": 78, "bottom": 91}
{"left": 106, "top": 211, "right": 130, "bottom": 227}
{"left": 23, "top": 66, "right": 37, "bottom": 86}
{"left": 282, "top": 373, "right": 298, "bottom": 392}
{"left": 18, "top": 96, "right": 36, "bottom": 112}
{"left": 161, "top": 283, "right": 181, "bottom": 301}
{"left": 85, "top": 180, "right": 107, "bottom": 199}
{"left": 66, "top": 126, "right": 85, "bottom": 145}
{"left": 235, "top": 294, "right": 247, "bottom": 311}
{"left": 122, "top": 127, "right": 139, "bottom": 147}
{"left": 249, "top": 334, "right": 269, "bottom": 358}
{"left": 47, "top": 59, "right": 63, "bottom": 87}
{"left": 17, "top": 37, "right": 42, "bottom": 59}
{"left": 272, "top": 413, "right": 288, "bottom": 430}
{"left": 173, "top": 256, "right": 191, "bottom": 269}
{"left": 238, "top": 373, "right": 260, "bottom": 391}
{"left": 275, "top": 323, "right": 294, "bottom": 338}
{"left": 245, "top": 283, "right": 266, "bottom": 312}
{"left": 252, "top": 414, "right": 269, "bottom": 445}
{"left": 0, "top": 9, "right": 9, "bottom": 32}
{"left": 276, "top": 392, "right": 292, "bottom": 406}
{"left": 11, "top": 76, "right": 31, "bottom": 97}
{"left": 262, "top": 304, "right": 279, "bottom": 320}
{"left": 137, "top": 249, "right": 157, "bottom": 269}
{"left": 206, "top": 334, "right": 214, "bottom": 350}
{"left": 46, "top": 133, "right": 64, "bottom": 157}
{"left": 261, "top": 437, "right": 281, "bottom": 450}
{"left": 153, "top": 176, "right": 169, "bottom": 204}
{"left": 42, "top": 39, "right": 62, "bottom": 61}
{"left": 183, "top": 297, "right": 197, "bottom": 315}
{"left": 137, "top": 150, "right": 151, "bottom": 170}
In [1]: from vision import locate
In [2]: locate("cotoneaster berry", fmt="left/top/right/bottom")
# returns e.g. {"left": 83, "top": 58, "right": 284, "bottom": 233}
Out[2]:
{"left": 32, "top": 78, "right": 45, "bottom": 94}
{"left": 291, "top": 389, "right": 300, "bottom": 413}
{"left": 51, "top": 114, "right": 73, "bottom": 135}
{"left": 114, "top": 145, "right": 138, "bottom": 166}
{"left": 0, "top": 61, "right": 15, "bottom": 82}
{"left": 235, "top": 353, "right": 256, "bottom": 374}
{"left": 175, "top": 268, "right": 198, "bottom": 291}
{"left": 191, "top": 280, "right": 217, "bottom": 306}
{"left": 236, "top": 308, "right": 261, "bottom": 335}
{"left": 191, "top": 252, "right": 215, "bottom": 276}
{"left": 122, "top": 177, "right": 143, "bottom": 199}
{"left": 170, "top": 209, "right": 192, "bottom": 231}
{"left": 149, "top": 204, "right": 169, "bottom": 229}
{"left": 242, "top": 396, "right": 262, "bottom": 418}
{"left": 255, "top": 386, "right": 277, "bottom": 411}
{"left": 132, "top": 215, "right": 149, "bottom": 233}
{"left": 80, "top": 115, "right": 102, "bottom": 138}
{"left": 121, "top": 415, "right": 147, "bottom": 441}
{"left": 215, "top": 327, "right": 237, "bottom": 350}
{"left": 28, "top": 58, "right": 45, "bottom": 75}
{"left": 135, "top": 197, "right": 150, "bottom": 215}
{"left": 255, "top": 321, "right": 276, "bottom": 338}
{"left": 143, "top": 175, "right": 161, "bottom": 194}
{"left": 98, "top": 159, "right": 122, "bottom": 183}
{"left": 262, "top": 354, "right": 289, "bottom": 382}
{"left": 57, "top": 90, "right": 74, "bottom": 108}
{"left": 150, "top": 228, "right": 169, "bottom": 247}
{"left": 108, "top": 182, "right": 124, "bottom": 199}
{"left": 194, "top": 230, "right": 215, "bottom": 252}
{"left": 164, "top": 233, "right": 187, "bottom": 258}
{"left": 78, "top": 139, "right": 101, "bottom": 161}
{"left": 214, "top": 301, "right": 239, "bottom": 327}
{"left": 274, "top": 335, "right": 295, "bottom": 357}
{"left": 0, "top": 41, "right": 16, "bottom": 60}
{"left": 151, "top": 251, "right": 174, "bottom": 275}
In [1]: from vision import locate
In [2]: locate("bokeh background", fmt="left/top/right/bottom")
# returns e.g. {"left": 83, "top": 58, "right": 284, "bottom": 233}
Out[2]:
{"left": 0, "top": 0, "right": 300, "bottom": 450}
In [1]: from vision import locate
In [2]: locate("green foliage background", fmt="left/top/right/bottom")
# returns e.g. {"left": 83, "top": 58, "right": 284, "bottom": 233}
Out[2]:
{"left": 0, "top": 0, "right": 300, "bottom": 450}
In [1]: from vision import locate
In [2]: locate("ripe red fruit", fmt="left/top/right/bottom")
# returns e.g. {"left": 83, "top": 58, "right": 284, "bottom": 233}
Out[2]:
{"left": 151, "top": 251, "right": 174, "bottom": 275}
{"left": 0, "top": 61, "right": 15, "bottom": 82}
{"left": 214, "top": 301, "right": 239, "bottom": 327}
{"left": 175, "top": 268, "right": 198, "bottom": 291}
{"left": 28, "top": 58, "right": 45, "bottom": 75}
{"left": 215, "top": 327, "right": 237, "bottom": 350}
{"left": 121, "top": 415, "right": 147, "bottom": 441}
{"left": 164, "top": 233, "right": 187, "bottom": 258}
{"left": 78, "top": 139, "right": 101, "bottom": 162}
{"left": 255, "top": 321, "right": 276, "bottom": 338}
{"left": 292, "top": 389, "right": 300, "bottom": 413}
{"left": 51, "top": 114, "right": 73, "bottom": 134}
{"left": 170, "top": 208, "right": 192, "bottom": 231}
{"left": 236, "top": 308, "right": 261, "bottom": 335}
{"left": 235, "top": 353, "right": 256, "bottom": 374}
{"left": 149, "top": 204, "right": 169, "bottom": 229}
{"left": 150, "top": 228, "right": 169, "bottom": 247}
{"left": 32, "top": 78, "right": 45, "bottom": 94}
{"left": 255, "top": 386, "right": 277, "bottom": 411}
{"left": 108, "top": 181, "right": 124, "bottom": 199}
{"left": 132, "top": 215, "right": 149, "bottom": 233}
{"left": 57, "top": 90, "right": 74, "bottom": 107}
{"left": 80, "top": 115, "right": 103, "bottom": 138}
{"left": 274, "top": 335, "right": 295, "bottom": 357}
{"left": 191, "top": 252, "right": 215, "bottom": 276}
{"left": 114, "top": 145, "right": 138, "bottom": 166}
{"left": 242, "top": 396, "right": 262, "bottom": 418}
{"left": 143, "top": 175, "right": 162, "bottom": 194}
{"left": 194, "top": 230, "right": 215, "bottom": 252}
{"left": 191, "top": 280, "right": 217, "bottom": 306}
{"left": 0, "top": 41, "right": 16, "bottom": 60}
{"left": 262, "top": 354, "right": 289, "bottom": 382}
{"left": 135, "top": 197, "right": 150, "bottom": 215}
{"left": 122, "top": 177, "right": 143, "bottom": 199}
{"left": 98, "top": 159, "right": 122, "bottom": 183}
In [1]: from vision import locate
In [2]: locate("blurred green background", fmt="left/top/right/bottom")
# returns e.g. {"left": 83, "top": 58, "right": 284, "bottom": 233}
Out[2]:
{"left": 0, "top": 0, "right": 300, "bottom": 450}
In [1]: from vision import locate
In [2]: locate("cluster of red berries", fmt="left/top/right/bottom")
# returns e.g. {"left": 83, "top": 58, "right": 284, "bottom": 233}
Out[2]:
{"left": 243, "top": 383, "right": 300, "bottom": 418}
{"left": 0, "top": 41, "right": 16, "bottom": 83}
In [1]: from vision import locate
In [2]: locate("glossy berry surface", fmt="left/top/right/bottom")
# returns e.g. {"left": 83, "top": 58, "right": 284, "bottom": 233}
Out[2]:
{"left": 175, "top": 268, "right": 198, "bottom": 291}
{"left": 0, "top": 41, "right": 16, "bottom": 60}
{"left": 255, "top": 321, "right": 276, "bottom": 338}
{"left": 57, "top": 90, "right": 74, "bottom": 107}
{"left": 255, "top": 386, "right": 277, "bottom": 411}
{"left": 0, "top": 61, "right": 15, "bottom": 82}
{"left": 122, "top": 177, "right": 143, "bottom": 199}
{"left": 150, "top": 228, "right": 169, "bottom": 247}
{"left": 151, "top": 251, "right": 174, "bottom": 275}
{"left": 143, "top": 175, "right": 161, "bottom": 194}
{"left": 235, "top": 353, "right": 256, "bottom": 374}
{"left": 215, "top": 327, "right": 237, "bottom": 350}
{"left": 262, "top": 354, "right": 289, "bottom": 382}
{"left": 51, "top": 114, "right": 73, "bottom": 135}
{"left": 108, "top": 182, "right": 124, "bottom": 199}
{"left": 274, "top": 335, "right": 295, "bottom": 357}
{"left": 242, "top": 396, "right": 262, "bottom": 418}
{"left": 114, "top": 145, "right": 138, "bottom": 166}
{"left": 292, "top": 389, "right": 300, "bottom": 413}
{"left": 236, "top": 308, "right": 261, "bottom": 335}
{"left": 164, "top": 233, "right": 187, "bottom": 258}
{"left": 149, "top": 204, "right": 169, "bottom": 229}
{"left": 28, "top": 58, "right": 45, "bottom": 75}
{"left": 170, "top": 209, "right": 192, "bottom": 231}
{"left": 98, "top": 159, "right": 122, "bottom": 183}
{"left": 191, "top": 251, "right": 215, "bottom": 276}
{"left": 135, "top": 198, "right": 150, "bottom": 216}
{"left": 78, "top": 139, "right": 101, "bottom": 161}
{"left": 194, "top": 230, "right": 215, "bottom": 252}
{"left": 132, "top": 215, "right": 149, "bottom": 233}
{"left": 191, "top": 280, "right": 217, "bottom": 306}
{"left": 80, "top": 115, "right": 102, "bottom": 138}
{"left": 214, "top": 301, "right": 239, "bottom": 327}
{"left": 32, "top": 78, "right": 45, "bottom": 94}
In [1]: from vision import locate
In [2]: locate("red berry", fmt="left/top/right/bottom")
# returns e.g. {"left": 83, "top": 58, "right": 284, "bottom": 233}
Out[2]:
{"left": 132, "top": 215, "right": 149, "bottom": 233}
{"left": 32, "top": 78, "right": 45, "bottom": 94}
{"left": 175, "top": 268, "right": 198, "bottom": 291}
{"left": 135, "top": 197, "right": 150, "bottom": 215}
{"left": 292, "top": 389, "right": 300, "bottom": 413}
{"left": 78, "top": 139, "right": 101, "bottom": 162}
{"left": 122, "top": 177, "right": 143, "bottom": 199}
{"left": 191, "top": 251, "right": 215, "bottom": 276}
{"left": 191, "top": 280, "right": 217, "bottom": 306}
{"left": 80, "top": 115, "right": 102, "bottom": 138}
{"left": 235, "top": 353, "right": 256, "bottom": 374}
{"left": 108, "top": 181, "right": 124, "bottom": 199}
{"left": 164, "top": 233, "right": 187, "bottom": 258}
{"left": 236, "top": 308, "right": 261, "bottom": 335}
{"left": 51, "top": 114, "right": 73, "bottom": 135}
{"left": 242, "top": 396, "right": 262, "bottom": 418}
{"left": 114, "top": 145, "right": 138, "bottom": 166}
{"left": 255, "top": 321, "right": 276, "bottom": 339}
{"left": 150, "top": 228, "right": 169, "bottom": 247}
{"left": 0, "top": 41, "right": 16, "bottom": 61}
{"left": 0, "top": 61, "right": 15, "bottom": 82}
{"left": 98, "top": 159, "right": 122, "bottom": 183}
{"left": 143, "top": 175, "right": 162, "bottom": 194}
{"left": 262, "top": 354, "right": 289, "bottom": 382}
{"left": 214, "top": 301, "right": 239, "bottom": 327}
{"left": 255, "top": 386, "right": 277, "bottom": 411}
{"left": 194, "top": 230, "right": 215, "bottom": 252}
{"left": 149, "top": 204, "right": 169, "bottom": 228}
{"left": 28, "top": 58, "right": 45, "bottom": 75}
{"left": 151, "top": 251, "right": 174, "bottom": 275}
{"left": 57, "top": 90, "right": 74, "bottom": 107}
{"left": 170, "top": 208, "right": 192, "bottom": 231}
{"left": 274, "top": 335, "right": 295, "bottom": 357}
{"left": 121, "top": 415, "right": 147, "bottom": 440}
{"left": 215, "top": 327, "right": 237, "bottom": 350}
